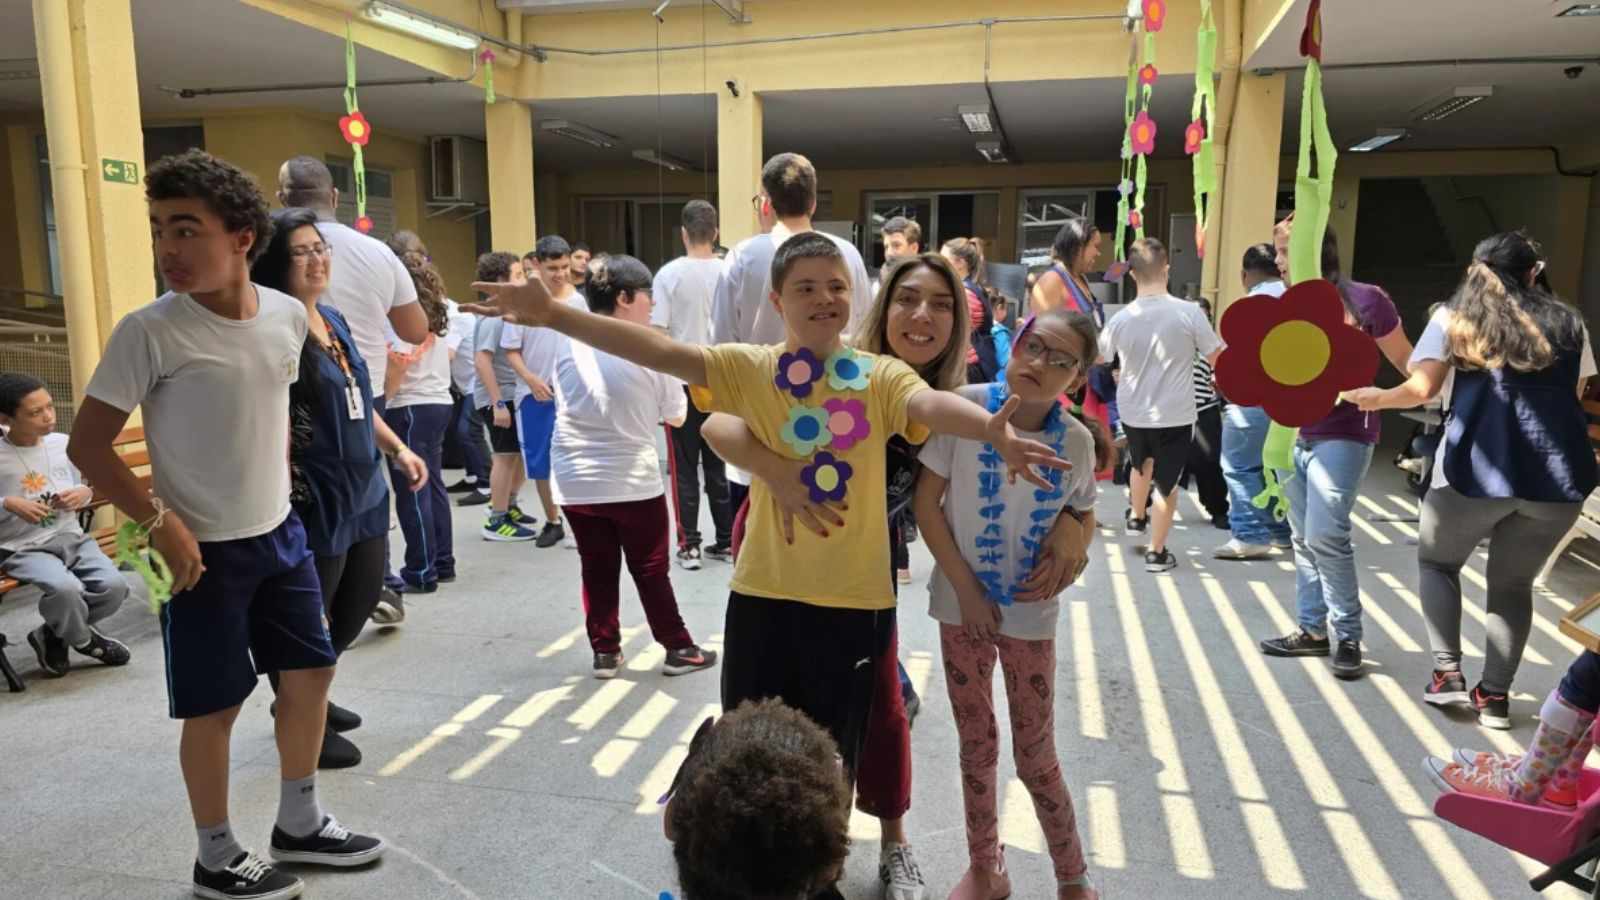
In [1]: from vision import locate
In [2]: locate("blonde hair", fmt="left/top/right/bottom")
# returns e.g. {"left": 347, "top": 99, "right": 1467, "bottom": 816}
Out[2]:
{"left": 853, "top": 254, "right": 969, "bottom": 391}
{"left": 1444, "top": 232, "right": 1579, "bottom": 373}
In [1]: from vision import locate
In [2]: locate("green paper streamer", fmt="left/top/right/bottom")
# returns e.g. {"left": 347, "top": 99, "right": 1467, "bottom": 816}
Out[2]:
{"left": 1288, "top": 59, "right": 1336, "bottom": 286}
{"left": 344, "top": 25, "right": 368, "bottom": 224}
{"left": 115, "top": 519, "right": 173, "bottom": 613}
{"left": 1190, "top": 0, "right": 1218, "bottom": 252}
{"left": 1114, "top": 41, "right": 1138, "bottom": 264}
{"left": 1131, "top": 30, "right": 1156, "bottom": 242}
{"left": 482, "top": 51, "right": 496, "bottom": 104}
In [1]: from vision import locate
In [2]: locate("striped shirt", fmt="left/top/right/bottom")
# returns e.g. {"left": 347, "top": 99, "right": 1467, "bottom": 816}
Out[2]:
{"left": 1194, "top": 357, "right": 1219, "bottom": 411}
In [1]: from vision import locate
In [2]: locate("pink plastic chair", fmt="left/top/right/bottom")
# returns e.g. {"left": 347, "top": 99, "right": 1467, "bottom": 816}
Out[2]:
{"left": 1435, "top": 723, "right": 1600, "bottom": 894}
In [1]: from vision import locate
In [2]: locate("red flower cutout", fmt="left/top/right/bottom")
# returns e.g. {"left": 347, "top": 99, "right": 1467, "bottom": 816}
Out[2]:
{"left": 355, "top": 215, "right": 374, "bottom": 234}
{"left": 1128, "top": 210, "right": 1142, "bottom": 229}
{"left": 1195, "top": 220, "right": 1207, "bottom": 259}
{"left": 1139, "top": 64, "right": 1159, "bottom": 87}
{"left": 1142, "top": 0, "right": 1167, "bottom": 32}
{"left": 1128, "top": 111, "right": 1157, "bottom": 155}
{"left": 1185, "top": 119, "right": 1206, "bottom": 155}
{"left": 1212, "top": 279, "right": 1378, "bottom": 427}
{"left": 339, "top": 111, "right": 373, "bottom": 147}
{"left": 1300, "top": 0, "right": 1323, "bottom": 62}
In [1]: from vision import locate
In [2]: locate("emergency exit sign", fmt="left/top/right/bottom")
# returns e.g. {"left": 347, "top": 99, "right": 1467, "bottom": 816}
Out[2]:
{"left": 101, "top": 159, "right": 138, "bottom": 184}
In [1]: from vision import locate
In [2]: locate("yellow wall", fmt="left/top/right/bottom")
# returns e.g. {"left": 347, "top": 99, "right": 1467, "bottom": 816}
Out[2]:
{"left": 0, "top": 126, "right": 29, "bottom": 301}
{"left": 2, "top": 120, "right": 51, "bottom": 306}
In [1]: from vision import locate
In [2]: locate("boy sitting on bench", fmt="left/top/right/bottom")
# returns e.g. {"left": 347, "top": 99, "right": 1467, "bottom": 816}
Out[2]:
{"left": 0, "top": 373, "right": 130, "bottom": 677}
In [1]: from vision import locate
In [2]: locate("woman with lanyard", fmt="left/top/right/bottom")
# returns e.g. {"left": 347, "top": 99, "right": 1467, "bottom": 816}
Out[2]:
{"left": 1349, "top": 231, "right": 1596, "bottom": 728}
{"left": 1030, "top": 214, "right": 1116, "bottom": 479}
{"left": 252, "top": 207, "right": 427, "bottom": 769}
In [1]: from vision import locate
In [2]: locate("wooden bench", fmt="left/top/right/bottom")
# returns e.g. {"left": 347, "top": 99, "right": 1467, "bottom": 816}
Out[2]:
{"left": 1536, "top": 400, "right": 1600, "bottom": 585}
{"left": 0, "top": 427, "right": 151, "bottom": 692}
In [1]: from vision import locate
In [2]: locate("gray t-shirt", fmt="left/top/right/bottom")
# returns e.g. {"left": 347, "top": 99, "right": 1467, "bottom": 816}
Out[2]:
{"left": 0, "top": 432, "right": 85, "bottom": 551}
{"left": 471, "top": 316, "right": 518, "bottom": 410}
{"left": 919, "top": 386, "right": 1098, "bottom": 640}
{"left": 1099, "top": 293, "right": 1224, "bottom": 429}
{"left": 86, "top": 287, "right": 306, "bottom": 542}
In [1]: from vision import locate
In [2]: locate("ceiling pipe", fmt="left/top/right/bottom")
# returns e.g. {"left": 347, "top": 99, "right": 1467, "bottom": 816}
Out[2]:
{"left": 160, "top": 48, "right": 479, "bottom": 99}
{"left": 1252, "top": 54, "right": 1600, "bottom": 75}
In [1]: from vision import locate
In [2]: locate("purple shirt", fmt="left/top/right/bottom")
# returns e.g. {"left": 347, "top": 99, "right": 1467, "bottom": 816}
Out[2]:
{"left": 1299, "top": 280, "right": 1400, "bottom": 446}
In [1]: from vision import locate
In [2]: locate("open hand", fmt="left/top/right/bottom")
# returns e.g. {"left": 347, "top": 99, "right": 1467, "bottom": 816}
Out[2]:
{"left": 4, "top": 496, "right": 53, "bottom": 524}
{"left": 1016, "top": 516, "right": 1090, "bottom": 602}
{"left": 464, "top": 277, "right": 557, "bottom": 328}
{"left": 762, "top": 457, "right": 846, "bottom": 544}
{"left": 957, "top": 580, "right": 1002, "bottom": 642}
{"left": 985, "top": 395, "right": 1072, "bottom": 490}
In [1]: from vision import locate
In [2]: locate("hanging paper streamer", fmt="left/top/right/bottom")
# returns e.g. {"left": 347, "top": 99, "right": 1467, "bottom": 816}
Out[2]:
{"left": 1109, "top": 0, "right": 1162, "bottom": 281}
{"left": 480, "top": 49, "right": 496, "bottom": 104}
{"left": 341, "top": 24, "right": 373, "bottom": 233}
{"left": 1188, "top": 0, "right": 1218, "bottom": 258}
{"left": 1288, "top": 0, "right": 1334, "bottom": 284}
{"left": 1108, "top": 39, "right": 1138, "bottom": 281}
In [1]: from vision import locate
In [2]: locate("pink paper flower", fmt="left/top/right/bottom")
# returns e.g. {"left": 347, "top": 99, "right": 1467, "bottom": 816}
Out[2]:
{"left": 822, "top": 398, "right": 871, "bottom": 451}
{"left": 1128, "top": 210, "right": 1143, "bottom": 229}
{"left": 1139, "top": 64, "right": 1159, "bottom": 87}
{"left": 1142, "top": 0, "right": 1167, "bottom": 32}
{"left": 1129, "top": 111, "right": 1157, "bottom": 155}
{"left": 1185, "top": 119, "right": 1207, "bottom": 155}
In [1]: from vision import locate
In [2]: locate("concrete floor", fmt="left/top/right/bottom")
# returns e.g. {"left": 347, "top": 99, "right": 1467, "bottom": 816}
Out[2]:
{"left": 2, "top": 458, "right": 1597, "bottom": 900}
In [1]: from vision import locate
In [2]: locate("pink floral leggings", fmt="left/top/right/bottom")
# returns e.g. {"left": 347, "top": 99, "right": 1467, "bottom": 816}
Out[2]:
{"left": 939, "top": 624, "right": 1087, "bottom": 882}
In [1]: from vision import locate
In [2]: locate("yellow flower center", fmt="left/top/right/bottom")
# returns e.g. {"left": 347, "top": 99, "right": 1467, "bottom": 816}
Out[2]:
{"left": 813, "top": 465, "right": 840, "bottom": 492}
{"left": 1259, "top": 319, "right": 1330, "bottom": 387}
{"left": 349, "top": 121, "right": 366, "bottom": 137}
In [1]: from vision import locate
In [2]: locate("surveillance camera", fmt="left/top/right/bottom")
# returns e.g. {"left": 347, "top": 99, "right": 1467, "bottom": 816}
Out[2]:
{"left": 1566, "top": 66, "right": 1584, "bottom": 80}
{"left": 725, "top": 80, "right": 740, "bottom": 98}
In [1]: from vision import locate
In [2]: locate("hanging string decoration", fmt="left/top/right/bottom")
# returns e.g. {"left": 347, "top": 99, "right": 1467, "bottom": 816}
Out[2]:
{"left": 1188, "top": 0, "right": 1218, "bottom": 258}
{"left": 480, "top": 49, "right": 496, "bottom": 104}
{"left": 1108, "top": 0, "right": 1163, "bottom": 282}
{"left": 340, "top": 23, "right": 374, "bottom": 234}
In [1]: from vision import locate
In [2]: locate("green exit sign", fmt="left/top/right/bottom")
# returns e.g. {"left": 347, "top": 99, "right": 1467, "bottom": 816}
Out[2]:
{"left": 101, "top": 159, "right": 138, "bottom": 184}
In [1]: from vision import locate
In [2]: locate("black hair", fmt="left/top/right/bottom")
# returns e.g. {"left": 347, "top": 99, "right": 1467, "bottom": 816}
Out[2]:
{"left": 147, "top": 149, "right": 274, "bottom": 263}
{"left": 584, "top": 254, "right": 653, "bottom": 316}
{"left": 881, "top": 216, "right": 922, "bottom": 247}
{"left": 761, "top": 153, "right": 818, "bottom": 219}
{"left": 571, "top": 241, "right": 591, "bottom": 255}
{"left": 1446, "top": 230, "right": 1584, "bottom": 372}
{"left": 1050, "top": 214, "right": 1099, "bottom": 272}
{"left": 682, "top": 200, "right": 718, "bottom": 245}
{"left": 251, "top": 208, "right": 331, "bottom": 415}
{"left": 0, "top": 373, "right": 46, "bottom": 417}
{"left": 536, "top": 235, "right": 572, "bottom": 261}
{"left": 771, "top": 232, "right": 846, "bottom": 294}
{"left": 1242, "top": 243, "right": 1279, "bottom": 280}
{"left": 476, "top": 251, "right": 518, "bottom": 284}
{"left": 278, "top": 155, "right": 335, "bottom": 210}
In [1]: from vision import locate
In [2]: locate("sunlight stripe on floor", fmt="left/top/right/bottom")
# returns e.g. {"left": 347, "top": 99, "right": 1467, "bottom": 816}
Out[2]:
{"left": 377, "top": 694, "right": 504, "bottom": 777}
{"left": 632, "top": 702, "right": 721, "bottom": 813}
{"left": 904, "top": 650, "right": 935, "bottom": 701}
{"left": 1000, "top": 777, "right": 1046, "bottom": 854}
{"left": 568, "top": 680, "right": 635, "bottom": 732}
{"left": 1348, "top": 512, "right": 1393, "bottom": 545}
{"left": 449, "top": 726, "right": 522, "bottom": 781}
{"left": 618, "top": 690, "right": 678, "bottom": 741}
{"left": 1086, "top": 783, "right": 1126, "bottom": 870}
{"left": 1357, "top": 495, "right": 1418, "bottom": 538}
{"left": 1358, "top": 588, "right": 1424, "bottom": 653}
{"left": 626, "top": 643, "right": 667, "bottom": 672}
{"left": 1369, "top": 671, "right": 1522, "bottom": 777}
{"left": 1372, "top": 572, "right": 1484, "bottom": 658}
{"left": 536, "top": 625, "right": 587, "bottom": 659}
{"left": 501, "top": 685, "right": 573, "bottom": 728}
{"left": 1385, "top": 493, "right": 1420, "bottom": 515}
{"left": 1070, "top": 600, "right": 1105, "bottom": 740}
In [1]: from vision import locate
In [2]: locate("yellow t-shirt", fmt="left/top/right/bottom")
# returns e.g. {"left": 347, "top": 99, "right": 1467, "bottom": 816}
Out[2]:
{"left": 692, "top": 344, "right": 930, "bottom": 610}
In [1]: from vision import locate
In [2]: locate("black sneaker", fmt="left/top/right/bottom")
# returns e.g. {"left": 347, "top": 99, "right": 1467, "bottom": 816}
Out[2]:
{"left": 703, "top": 543, "right": 734, "bottom": 563}
{"left": 1423, "top": 669, "right": 1470, "bottom": 707}
{"left": 327, "top": 702, "right": 362, "bottom": 733}
{"left": 455, "top": 488, "right": 491, "bottom": 507}
{"left": 1259, "top": 629, "right": 1331, "bottom": 657}
{"left": 594, "top": 651, "right": 624, "bottom": 680}
{"left": 676, "top": 546, "right": 703, "bottom": 570}
{"left": 396, "top": 581, "right": 437, "bottom": 595}
{"left": 1211, "top": 514, "right": 1232, "bottom": 530}
{"left": 27, "top": 625, "right": 68, "bottom": 677}
{"left": 1144, "top": 549, "right": 1177, "bottom": 572}
{"left": 1471, "top": 683, "right": 1512, "bottom": 730}
{"left": 1124, "top": 508, "right": 1149, "bottom": 535}
{"left": 535, "top": 521, "right": 565, "bottom": 549}
{"left": 445, "top": 478, "right": 479, "bottom": 494}
{"left": 1331, "top": 639, "right": 1363, "bottom": 680}
{"left": 663, "top": 645, "right": 718, "bottom": 676}
{"left": 76, "top": 629, "right": 130, "bottom": 667}
{"left": 193, "top": 851, "right": 303, "bottom": 900}
{"left": 317, "top": 731, "right": 361, "bottom": 770}
{"left": 269, "top": 815, "right": 385, "bottom": 868}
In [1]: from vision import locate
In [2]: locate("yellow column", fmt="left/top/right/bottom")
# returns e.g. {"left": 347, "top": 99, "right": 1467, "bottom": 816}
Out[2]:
{"left": 1210, "top": 72, "right": 1286, "bottom": 313}
{"left": 485, "top": 100, "right": 536, "bottom": 254}
{"left": 717, "top": 84, "right": 764, "bottom": 245}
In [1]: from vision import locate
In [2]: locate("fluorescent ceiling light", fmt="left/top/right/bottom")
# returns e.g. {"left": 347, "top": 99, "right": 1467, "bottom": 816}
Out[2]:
{"left": 976, "top": 141, "right": 1008, "bottom": 164}
{"left": 632, "top": 149, "right": 694, "bottom": 172}
{"left": 539, "top": 119, "right": 619, "bottom": 149}
{"left": 1348, "top": 128, "right": 1409, "bottom": 152}
{"left": 958, "top": 104, "right": 995, "bottom": 134}
{"left": 362, "top": 2, "right": 481, "bottom": 51}
{"left": 1412, "top": 86, "right": 1494, "bottom": 122}
{"left": 1557, "top": 4, "right": 1600, "bottom": 16}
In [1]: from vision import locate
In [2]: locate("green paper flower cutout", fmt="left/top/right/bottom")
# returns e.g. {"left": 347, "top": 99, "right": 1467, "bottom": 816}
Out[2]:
{"left": 824, "top": 347, "right": 874, "bottom": 391}
{"left": 780, "top": 405, "right": 832, "bottom": 456}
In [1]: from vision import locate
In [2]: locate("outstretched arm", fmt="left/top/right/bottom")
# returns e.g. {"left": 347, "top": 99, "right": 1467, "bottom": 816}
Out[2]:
{"left": 906, "top": 390, "right": 1070, "bottom": 490}
{"left": 1346, "top": 359, "right": 1448, "bottom": 412}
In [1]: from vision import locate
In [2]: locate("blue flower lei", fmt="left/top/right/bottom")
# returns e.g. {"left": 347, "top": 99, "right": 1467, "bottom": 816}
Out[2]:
{"left": 974, "top": 382, "right": 1068, "bottom": 606}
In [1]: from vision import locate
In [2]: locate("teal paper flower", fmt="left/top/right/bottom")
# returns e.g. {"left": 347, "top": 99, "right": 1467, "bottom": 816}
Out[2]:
{"left": 780, "top": 405, "right": 832, "bottom": 456}
{"left": 824, "top": 347, "right": 874, "bottom": 392}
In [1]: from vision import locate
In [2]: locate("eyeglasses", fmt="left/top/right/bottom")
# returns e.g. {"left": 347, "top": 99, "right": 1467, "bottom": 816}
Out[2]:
{"left": 1017, "top": 333, "right": 1081, "bottom": 371}
{"left": 288, "top": 243, "right": 332, "bottom": 262}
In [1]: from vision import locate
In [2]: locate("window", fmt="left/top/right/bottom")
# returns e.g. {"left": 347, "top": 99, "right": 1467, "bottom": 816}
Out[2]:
{"left": 1017, "top": 190, "right": 1094, "bottom": 270}
{"left": 35, "top": 134, "right": 61, "bottom": 299}
{"left": 327, "top": 159, "right": 397, "bottom": 240}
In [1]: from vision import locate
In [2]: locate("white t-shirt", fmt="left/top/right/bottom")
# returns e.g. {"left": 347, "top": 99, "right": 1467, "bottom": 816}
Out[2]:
{"left": 651, "top": 256, "right": 722, "bottom": 347}
{"left": 86, "top": 287, "right": 305, "bottom": 542}
{"left": 500, "top": 292, "right": 588, "bottom": 403}
{"left": 318, "top": 219, "right": 418, "bottom": 394}
{"left": 445, "top": 301, "right": 479, "bottom": 394}
{"left": 387, "top": 332, "right": 453, "bottom": 409}
{"left": 1412, "top": 308, "right": 1596, "bottom": 489}
{"left": 710, "top": 229, "right": 873, "bottom": 347}
{"left": 0, "top": 433, "right": 85, "bottom": 551}
{"left": 919, "top": 386, "right": 1098, "bottom": 640}
{"left": 551, "top": 334, "right": 688, "bottom": 506}
{"left": 1099, "top": 293, "right": 1224, "bottom": 429}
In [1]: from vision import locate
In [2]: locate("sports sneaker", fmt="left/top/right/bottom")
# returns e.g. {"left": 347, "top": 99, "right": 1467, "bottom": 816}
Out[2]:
{"left": 455, "top": 488, "right": 491, "bottom": 508}
{"left": 1423, "top": 755, "right": 1520, "bottom": 802}
{"left": 1144, "top": 548, "right": 1177, "bottom": 572}
{"left": 1446, "top": 748, "right": 1577, "bottom": 808}
{"left": 1124, "top": 509, "right": 1149, "bottom": 535}
{"left": 536, "top": 521, "right": 565, "bottom": 548}
{"left": 72, "top": 627, "right": 130, "bottom": 667}
{"left": 444, "top": 478, "right": 479, "bottom": 494}
{"left": 371, "top": 589, "right": 405, "bottom": 624}
{"left": 1423, "top": 669, "right": 1470, "bottom": 707}
{"left": 676, "top": 547, "right": 703, "bottom": 570}
{"left": 1332, "top": 639, "right": 1363, "bottom": 680}
{"left": 27, "top": 625, "right": 68, "bottom": 677}
{"left": 1213, "top": 538, "right": 1271, "bottom": 560}
{"left": 1471, "top": 683, "right": 1512, "bottom": 730}
{"left": 703, "top": 543, "right": 734, "bottom": 563}
{"left": 594, "top": 651, "right": 624, "bottom": 680}
{"left": 1211, "top": 514, "right": 1231, "bottom": 530}
{"left": 879, "top": 842, "right": 926, "bottom": 900}
{"left": 508, "top": 504, "right": 532, "bottom": 525}
{"left": 193, "top": 851, "right": 303, "bottom": 900}
{"left": 1259, "top": 629, "right": 1331, "bottom": 657}
{"left": 663, "top": 645, "right": 718, "bottom": 676}
{"left": 268, "top": 815, "right": 385, "bottom": 868}
{"left": 483, "top": 514, "right": 537, "bottom": 542}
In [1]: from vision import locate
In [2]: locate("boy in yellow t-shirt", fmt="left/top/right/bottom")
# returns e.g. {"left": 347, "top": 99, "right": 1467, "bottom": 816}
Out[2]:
{"left": 469, "top": 232, "right": 1064, "bottom": 792}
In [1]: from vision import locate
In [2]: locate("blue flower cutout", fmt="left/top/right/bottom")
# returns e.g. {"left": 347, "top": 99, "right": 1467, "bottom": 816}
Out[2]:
{"left": 824, "top": 347, "right": 874, "bottom": 392}
{"left": 780, "top": 405, "right": 832, "bottom": 456}
{"left": 801, "top": 451, "right": 854, "bottom": 504}
{"left": 775, "top": 348, "right": 825, "bottom": 399}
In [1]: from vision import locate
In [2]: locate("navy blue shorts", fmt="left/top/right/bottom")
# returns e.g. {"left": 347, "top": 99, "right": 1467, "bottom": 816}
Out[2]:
{"left": 158, "top": 512, "right": 336, "bottom": 719}
{"left": 517, "top": 396, "right": 557, "bottom": 480}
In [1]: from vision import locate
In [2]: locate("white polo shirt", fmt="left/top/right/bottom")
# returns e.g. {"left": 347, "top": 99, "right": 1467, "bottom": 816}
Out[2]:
{"left": 318, "top": 218, "right": 417, "bottom": 394}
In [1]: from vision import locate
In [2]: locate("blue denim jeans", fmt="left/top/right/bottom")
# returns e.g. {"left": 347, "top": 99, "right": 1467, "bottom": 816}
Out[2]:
{"left": 1282, "top": 439, "right": 1374, "bottom": 642}
{"left": 1220, "top": 405, "right": 1293, "bottom": 546}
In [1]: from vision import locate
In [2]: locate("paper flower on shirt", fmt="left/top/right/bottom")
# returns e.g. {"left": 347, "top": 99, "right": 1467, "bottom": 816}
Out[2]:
{"left": 1185, "top": 119, "right": 1207, "bottom": 155}
{"left": 801, "top": 451, "right": 854, "bottom": 504}
{"left": 824, "top": 347, "right": 874, "bottom": 392}
{"left": 1129, "top": 111, "right": 1157, "bottom": 156}
{"left": 1103, "top": 260, "right": 1131, "bottom": 284}
{"left": 780, "top": 405, "right": 832, "bottom": 456}
{"left": 1142, "top": 0, "right": 1167, "bottom": 32}
{"left": 339, "top": 111, "right": 372, "bottom": 147}
{"left": 774, "top": 347, "right": 825, "bottom": 399}
{"left": 1138, "top": 64, "right": 1159, "bottom": 87}
{"left": 355, "top": 216, "right": 374, "bottom": 234}
{"left": 1213, "top": 279, "right": 1379, "bottom": 428}
{"left": 20, "top": 471, "right": 47, "bottom": 495}
{"left": 822, "top": 398, "right": 871, "bottom": 451}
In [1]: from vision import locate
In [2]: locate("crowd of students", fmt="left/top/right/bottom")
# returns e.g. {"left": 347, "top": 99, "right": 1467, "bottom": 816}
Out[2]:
{"left": 0, "top": 142, "right": 1592, "bottom": 900}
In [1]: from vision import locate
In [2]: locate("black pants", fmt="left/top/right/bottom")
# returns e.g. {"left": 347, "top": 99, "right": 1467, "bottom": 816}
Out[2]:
{"left": 268, "top": 535, "right": 386, "bottom": 691}
{"left": 721, "top": 591, "right": 894, "bottom": 783}
{"left": 1186, "top": 405, "right": 1230, "bottom": 520}
{"left": 665, "top": 388, "right": 733, "bottom": 550}
{"left": 446, "top": 388, "right": 491, "bottom": 485}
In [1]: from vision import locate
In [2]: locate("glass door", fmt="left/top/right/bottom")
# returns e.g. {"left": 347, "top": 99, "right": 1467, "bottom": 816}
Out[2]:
{"left": 1017, "top": 190, "right": 1094, "bottom": 270}
{"left": 864, "top": 194, "right": 934, "bottom": 269}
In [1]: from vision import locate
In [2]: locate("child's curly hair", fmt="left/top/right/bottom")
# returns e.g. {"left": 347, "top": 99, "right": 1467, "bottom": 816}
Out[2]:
{"left": 146, "top": 150, "right": 273, "bottom": 263}
{"left": 666, "top": 699, "right": 850, "bottom": 900}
